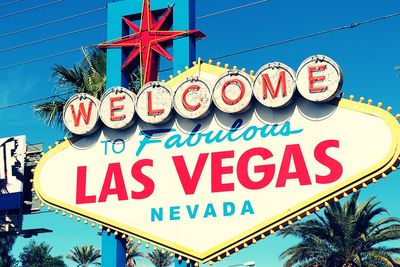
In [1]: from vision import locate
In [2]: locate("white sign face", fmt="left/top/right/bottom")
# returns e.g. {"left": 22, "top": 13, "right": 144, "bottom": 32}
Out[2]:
{"left": 38, "top": 61, "right": 399, "bottom": 263}
{"left": 173, "top": 77, "right": 212, "bottom": 119}
{"left": 35, "top": 99, "right": 400, "bottom": 262}
{"left": 253, "top": 62, "right": 297, "bottom": 108}
{"left": 136, "top": 82, "right": 173, "bottom": 124}
{"left": 63, "top": 94, "right": 100, "bottom": 135}
{"left": 296, "top": 55, "right": 343, "bottom": 102}
{"left": 0, "top": 135, "right": 26, "bottom": 194}
{"left": 213, "top": 70, "right": 253, "bottom": 113}
{"left": 99, "top": 87, "right": 136, "bottom": 129}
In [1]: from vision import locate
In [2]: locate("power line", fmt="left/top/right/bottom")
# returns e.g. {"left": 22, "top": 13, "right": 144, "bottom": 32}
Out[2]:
{"left": 196, "top": 0, "right": 269, "bottom": 20}
{"left": 0, "top": 0, "right": 63, "bottom": 20}
{"left": 0, "top": 92, "right": 71, "bottom": 111}
{"left": 0, "top": 6, "right": 106, "bottom": 39}
{"left": 100, "top": 0, "right": 271, "bottom": 45}
{"left": 211, "top": 12, "right": 400, "bottom": 60}
{"left": 0, "top": 9, "right": 398, "bottom": 74}
{"left": 0, "top": 0, "right": 267, "bottom": 52}
{"left": 1, "top": 11, "right": 399, "bottom": 111}
{"left": 0, "top": 45, "right": 96, "bottom": 71}
{"left": 0, "top": 23, "right": 106, "bottom": 53}
{"left": 0, "top": 0, "right": 23, "bottom": 8}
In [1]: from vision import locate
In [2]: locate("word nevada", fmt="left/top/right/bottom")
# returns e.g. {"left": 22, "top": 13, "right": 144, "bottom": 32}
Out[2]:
{"left": 63, "top": 55, "right": 343, "bottom": 135}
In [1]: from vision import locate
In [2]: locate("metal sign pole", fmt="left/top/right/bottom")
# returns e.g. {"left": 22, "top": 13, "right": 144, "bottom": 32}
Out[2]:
{"left": 103, "top": 0, "right": 196, "bottom": 266}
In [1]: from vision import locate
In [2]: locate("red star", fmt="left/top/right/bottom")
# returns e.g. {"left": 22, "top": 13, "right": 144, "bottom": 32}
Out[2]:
{"left": 99, "top": 0, "right": 205, "bottom": 83}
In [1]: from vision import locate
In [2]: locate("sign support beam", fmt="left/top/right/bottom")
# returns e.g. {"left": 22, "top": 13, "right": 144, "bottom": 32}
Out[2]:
{"left": 103, "top": 1, "right": 197, "bottom": 266}
{"left": 175, "top": 258, "right": 195, "bottom": 267}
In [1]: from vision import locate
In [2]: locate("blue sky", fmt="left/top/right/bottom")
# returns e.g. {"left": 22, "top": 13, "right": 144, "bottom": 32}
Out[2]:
{"left": 1, "top": 0, "right": 400, "bottom": 266}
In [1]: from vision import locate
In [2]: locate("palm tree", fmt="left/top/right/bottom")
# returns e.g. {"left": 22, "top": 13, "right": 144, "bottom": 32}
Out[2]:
{"left": 126, "top": 242, "right": 145, "bottom": 267}
{"left": 34, "top": 47, "right": 106, "bottom": 128}
{"left": 66, "top": 245, "right": 101, "bottom": 267}
{"left": 278, "top": 192, "right": 400, "bottom": 267}
{"left": 146, "top": 249, "right": 173, "bottom": 267}
{"left": 0, "top": 235, "right": 16, "bottom": 267}
{"left": 34, "top": 47, "right": 140, "bottom": 129}
{"left": 19, "top": 240, "right": 66, "bottom": 267}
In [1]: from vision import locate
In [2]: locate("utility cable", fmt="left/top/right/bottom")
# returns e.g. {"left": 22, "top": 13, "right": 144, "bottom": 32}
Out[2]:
{"left": 0, "top": 0, "right": 63, "bottom": 20}
{"left": 0, "top": 0, "right": 268, "bottom": 52}
{"left": 0, "top": 0, "right": 23, "bottom": 8}
{"left": 196, "top": 0, "right": 269, "bottom": 20}
{"left": 0, "top": 92, "right": 71, "bottom": 111}
{"left": 211, "top": 12, "right": 400, "bottom": 60}
{"left": 0, "top": 6, "right": 106, "bottom": 39}
{"left": 0, "top": 45, "right": 96, "bottom": 71}
{"left": 100, "top": 0, "right": 271, "bottom": 45}
{"left": 0, "top": 23, "right": 106, "bottom": 53}
{"left": 0, "top": 10, "right": 398, "bottom": 80}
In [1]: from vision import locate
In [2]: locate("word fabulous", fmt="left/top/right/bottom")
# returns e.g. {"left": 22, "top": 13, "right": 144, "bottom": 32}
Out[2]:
{"left": 63, "top": 54, "right": 343, "bottom": 135}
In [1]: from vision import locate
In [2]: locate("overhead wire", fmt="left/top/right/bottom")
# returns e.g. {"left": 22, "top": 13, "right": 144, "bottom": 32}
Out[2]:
{"left": 0, "top": 10, "right": 400, "bottom": 111}
{"left": 196, "top": 0, "right": 269, "bottom": 20}
{"left": 0, "top": 0, "right": 23, "bottom": 8}
{"left": 0, "top": 10, "right": 399, "bottom": 73}
{"left": 0, "top": 23, "right": 106, "bottom": 53}
{"left": 0, "top": 6, "right": 106, "bottom": 39}
{"left": 0, "top": 0, "right": 269, "bottom": 74}
{"left": 211, "top": 12, "right": 400, "bottom": 60}
{"left": 0, "top": 0, "right": 268, "bottom": 52}
{"left": 0, "top": 0, "right": 63, "bottom": 20}
{"left": 0, "top": 45, "right": 95, "bottom": 71}
{"left": 0, "top": 92, "right": 71, "bottom": 111}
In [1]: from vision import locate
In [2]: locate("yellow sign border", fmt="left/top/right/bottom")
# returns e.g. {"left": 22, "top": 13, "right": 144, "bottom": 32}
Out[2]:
{"left": 33, "top": 63, "right": 400, "bottom": 263}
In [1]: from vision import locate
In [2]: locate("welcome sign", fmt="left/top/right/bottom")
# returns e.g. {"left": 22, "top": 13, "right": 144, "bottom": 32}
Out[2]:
{"left": 33, "top": 57, "right": 400, "bottom": 263}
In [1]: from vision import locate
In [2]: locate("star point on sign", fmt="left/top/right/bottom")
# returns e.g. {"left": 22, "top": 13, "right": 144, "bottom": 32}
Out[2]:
{"left": 99, "top": 0, "right": 205, "bottom": 83}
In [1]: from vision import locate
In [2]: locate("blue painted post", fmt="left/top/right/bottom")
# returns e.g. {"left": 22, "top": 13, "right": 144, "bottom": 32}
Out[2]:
{"left": 175, "top": 258, "right": 195, "bottom": 267}
{"left": 172, "top": 1, "right": 197, "bottom": 266}
{"left": 102, "top": 2, "right": 131, "bottom": 267}
{"left": 102, "top": 231, "right": 126, "bottom": 267}
{"left": 103, "top": 1, "right": 198, "bottom": 266}
{"left": 173, "top": 0, "right": 197, "bottom": 75}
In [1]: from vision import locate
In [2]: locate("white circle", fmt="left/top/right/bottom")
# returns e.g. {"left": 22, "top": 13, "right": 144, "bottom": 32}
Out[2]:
{"left": 99, "top": 87, "right": 136, "bottom": 129}
{"left": 212, "top": 70, "right": 253, "bottom": 113}
{"left": 136, "top": 82, "right": 173, "bottom": 124}
{"left": 296, "top": 54, "right": 343, "bottom": 102}
{"left": 63, "top": 93, "right": 100, "bottom": 135}
{"left": 253, "top": 62, "right": 297, "bottom": 108}
{"left": 173, "top": 77, "right": 212, "bottom": 119}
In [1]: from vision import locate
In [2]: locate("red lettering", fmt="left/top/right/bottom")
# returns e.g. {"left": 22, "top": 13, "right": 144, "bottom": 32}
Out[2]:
{"left": 315, "top": 140, "right": 342, "bottom": 184}
{"left": 221, "top": 79, "right": 245, "bottom": 105}
{"left": 131, "top": 159, "right": 155, "bottom": 199}
{"left": 76, "top": 166, "right": 96, "bottom": 204}
{"left": 70, "top": 102, "right": 93, "bottom": 126}
{"left": 173, "top": 154, "right": 208, "bottom": 195}
{"left": 147, "top": 91, "right": 164, "bottom": 115}
{"left": 182, "top": 85, "right": 201, "bottom": 111}
{"left": 308, "top": 65, "right": 327, "bottom": 93}
{"left": 237, "top": 147, "right": 275, "bottom": 190}
{"left": 110, "top": 96, "right": 126, "bottom": 121}
{"left": 98, "top": 163, "right": 128, "bottom": 202}
{"left": 262, "top": 71, "right": 287, "bottom": 99}
{"left": 211, "top": 151, "right": 234, "bottom": 192}
{"left": 276, "top": 144, "right": 311, "bottom": 187}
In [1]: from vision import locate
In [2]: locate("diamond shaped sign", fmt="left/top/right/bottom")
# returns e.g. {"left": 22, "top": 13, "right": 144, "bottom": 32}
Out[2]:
{"left": 34, "top": 63, "right": 400, "bottom": 263}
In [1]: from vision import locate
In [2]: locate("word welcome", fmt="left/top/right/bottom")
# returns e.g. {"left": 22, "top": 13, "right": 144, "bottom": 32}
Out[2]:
{"left": 63, "top": 55, "right": 343, "bottom": 135}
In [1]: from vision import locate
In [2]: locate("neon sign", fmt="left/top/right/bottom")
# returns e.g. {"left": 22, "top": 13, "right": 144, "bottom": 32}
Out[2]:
{"left": 34, "top": 58, "right": 400, "bottom": 264}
